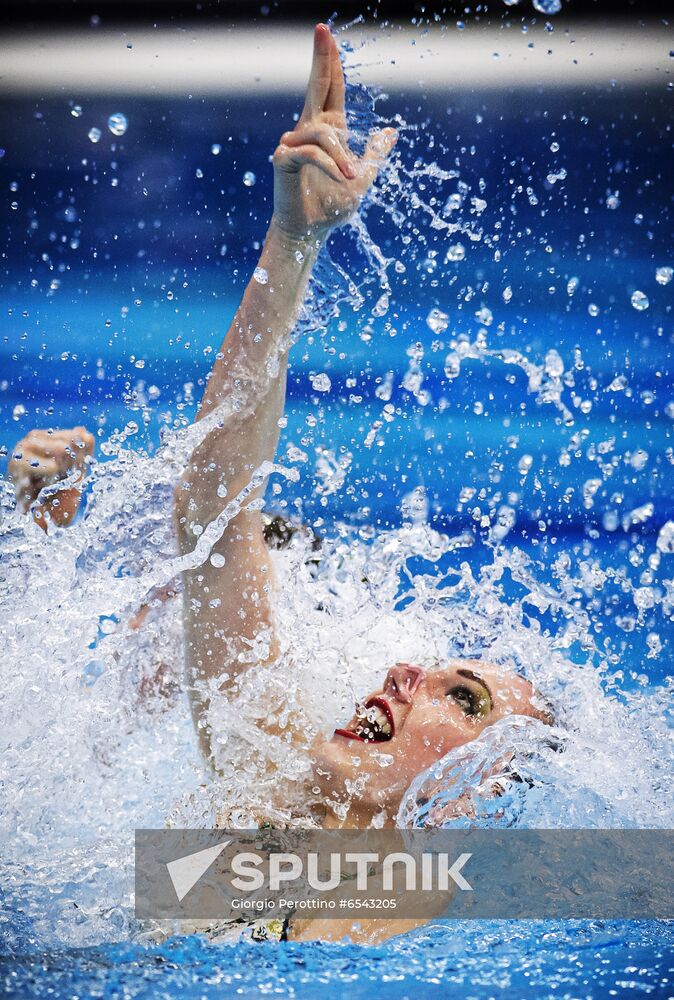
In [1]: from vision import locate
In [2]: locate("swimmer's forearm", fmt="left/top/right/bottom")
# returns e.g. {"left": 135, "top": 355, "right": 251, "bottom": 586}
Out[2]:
{"left": 199, "top": 220, "right": 319, "bottom": 422}
{"left": 179, "top": 221, "right": 319, "bottom": 529}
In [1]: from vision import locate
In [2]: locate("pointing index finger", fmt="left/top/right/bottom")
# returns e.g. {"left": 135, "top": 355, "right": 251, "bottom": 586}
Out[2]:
{"left": 301, "top": 23, "right": 333, "bottom": 121}
{"left": 325, "top": 31, "right": 346, "bottom": 119}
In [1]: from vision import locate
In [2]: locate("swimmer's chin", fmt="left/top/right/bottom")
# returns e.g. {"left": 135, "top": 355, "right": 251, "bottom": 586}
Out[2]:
{"left": 312, "top": 731, "right": 392, "bottom": 767}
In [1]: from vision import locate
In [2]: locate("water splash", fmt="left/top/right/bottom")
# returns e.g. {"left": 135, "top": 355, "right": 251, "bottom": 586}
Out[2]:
{"left": 0, "top": 17, "right": 672, "bottom": 963}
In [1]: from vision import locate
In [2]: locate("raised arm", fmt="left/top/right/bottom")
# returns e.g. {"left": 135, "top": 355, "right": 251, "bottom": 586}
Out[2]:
{"left": 174, "top": 24, "right": 395, "bottom": 762}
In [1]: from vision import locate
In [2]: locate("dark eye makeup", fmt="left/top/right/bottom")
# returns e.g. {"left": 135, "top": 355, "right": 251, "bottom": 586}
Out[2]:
{"left": 446, "top": 683, "right": 491, "bottom": 718}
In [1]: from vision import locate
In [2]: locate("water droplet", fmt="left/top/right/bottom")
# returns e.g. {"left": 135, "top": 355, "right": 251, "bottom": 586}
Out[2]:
{"left": 631, "top": 290, "right": 649, "bottom": 311}
{"left": 656, "top": 521, "right": 674, "bottom": 554}
{"left": 401, "top": 485, "right": 428, "bottom": 523}
{"left": 107, "top": 112, "right": 128, "bottom": 136}
{"left": 376, "top": 372, "right": 394, "bottom": 402}
{"left": 444, "top": 193, "right": 462, "bottom": 214}
{"left": 533, "top": 0, "right": 561, "bottom": 12}
{"left": 588, "top": 303, "right": 600, "bottom": 317}
{"left": 655, "top": 265, "right": 672, "bottom": 286}
{"left": 88, "top": 127, "right": 102, "bottom": 143}
{"left": 195, "top": 168, "right": 203, "bottom": 179}
{"left": 372, "top": 751, "right": 394, "bottom": 768}
{"left": 211, "top": 143, "right": 221, "bottom": 156}
{"left": 602, "top": 510, "right": 619, "bottom": 532}
{"left": 287, "top": 445, "right": 308, "bottom": 463}
{"left": 623, "top": 501, "right": 654, "bottom": 530}
{"left": 518, "top": 454, "right": 533, "bottom": 475}
{"left": 544, "top": 349, "right": 564, "bottom": 378}
{"left": 583, "top": 478, "right": 602, "bottom": 509}
{"left": 426, "top": 308, "right": 449, "bottom": 334}
{"left": 567, "top": 276, "right": 579, "bottom": 296}
{"left": 605, "top": 191, "right": 620, "bottom": 210}
{"left": 310, "top": 373, "right": 331, "bottom": 393}
{"left": 372, "top": 292, "right": 389, "bottom": 318}
{"left": 253, "top": 266, "right": 268, "bottom": 285}
{"left": 475, "top": 306, "right": 493, "bottom": 326}
{"left": 546, "top": 167, "right": 567, "bottom": 185}
{"left": 446, "top": 243, "right": 465, "bottom": 262}
{"left": 210, "top": 552, "right": 226, "bottom": 568}
{"left": 71, "top": 105, "right": 83, "bottom": 118}
{"left": 502, "top": 285, "right": 513, "bottom": 303}
{"left": 444, "top": 353, "right": 461, "bottom": 380}
{"left": 243, "top": 171, "right": 256, "bottom": 187}
{"left": 490, "top": 505, "right": 516, "bottom": 542}
{"left": 124, "top": 421, "right": 139, "bottom": 439}
{"left": 12, "top": 403, "right": 26, "bottom": 421}
{"left": 629, "top": 449, "right": 649, "bottom": 471}
{"left": 550, "top": 141, "right": 560, "bottom": 152}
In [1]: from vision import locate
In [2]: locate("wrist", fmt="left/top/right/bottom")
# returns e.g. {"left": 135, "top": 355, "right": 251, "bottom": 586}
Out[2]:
{"left": 266, "top": 217, "right": 324, "bottom": 262}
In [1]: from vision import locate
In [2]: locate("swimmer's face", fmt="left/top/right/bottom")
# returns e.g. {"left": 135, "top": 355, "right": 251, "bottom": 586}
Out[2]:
{"left": 312, "top": 661, "right": 549, "bottom": 823}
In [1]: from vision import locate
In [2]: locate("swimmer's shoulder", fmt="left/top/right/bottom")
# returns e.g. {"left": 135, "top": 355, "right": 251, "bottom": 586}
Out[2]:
{"left": 286, "top": 915, "right": 429, "bottom": 944}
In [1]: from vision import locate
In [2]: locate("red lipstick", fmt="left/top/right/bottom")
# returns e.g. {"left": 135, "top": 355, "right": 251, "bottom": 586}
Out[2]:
{"left": 365, "top": 696, "right": 396, "bottom": 737}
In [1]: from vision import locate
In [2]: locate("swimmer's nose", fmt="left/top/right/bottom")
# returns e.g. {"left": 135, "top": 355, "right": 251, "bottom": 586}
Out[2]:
{"left": 384, "top": 663, "right": 426, "bottom": 704}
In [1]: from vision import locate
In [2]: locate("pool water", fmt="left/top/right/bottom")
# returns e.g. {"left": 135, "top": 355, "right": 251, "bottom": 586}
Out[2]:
{"left": 1, "top": 28, "right": 673, "bottom": 1000}
{"left": 4, "top": 921, "right": 673, "bottom": 999}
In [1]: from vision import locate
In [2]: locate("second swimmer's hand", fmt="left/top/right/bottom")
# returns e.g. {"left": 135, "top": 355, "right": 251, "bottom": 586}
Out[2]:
{"left": 272, "top": 23, "right": 396, "bottom": 244}
{"left": 8, "top": 425, "right": 95, "bottom": 528}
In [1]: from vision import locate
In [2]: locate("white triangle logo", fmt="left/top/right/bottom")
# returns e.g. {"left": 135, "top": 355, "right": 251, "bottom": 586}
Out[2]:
{"left": 166, "top": 839, "right": 231, "bottom": 902}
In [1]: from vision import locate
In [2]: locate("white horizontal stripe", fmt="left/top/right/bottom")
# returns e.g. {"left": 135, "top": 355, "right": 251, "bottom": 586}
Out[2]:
{"left": 1, "top": 24, "right": 669, "bottom": 94}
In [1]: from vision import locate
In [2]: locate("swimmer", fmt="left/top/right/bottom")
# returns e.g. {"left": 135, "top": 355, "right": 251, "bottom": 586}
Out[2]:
{"left": 8, "top": 25, "right": 553, "bottom": 943}
{"left": 173, "top": 22, "right": 553, "bottom": 938}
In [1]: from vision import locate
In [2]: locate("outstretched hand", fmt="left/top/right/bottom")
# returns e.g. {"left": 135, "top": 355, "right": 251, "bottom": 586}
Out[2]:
{"left": 272, "top": 23, "right": 396, "bottom": 244}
